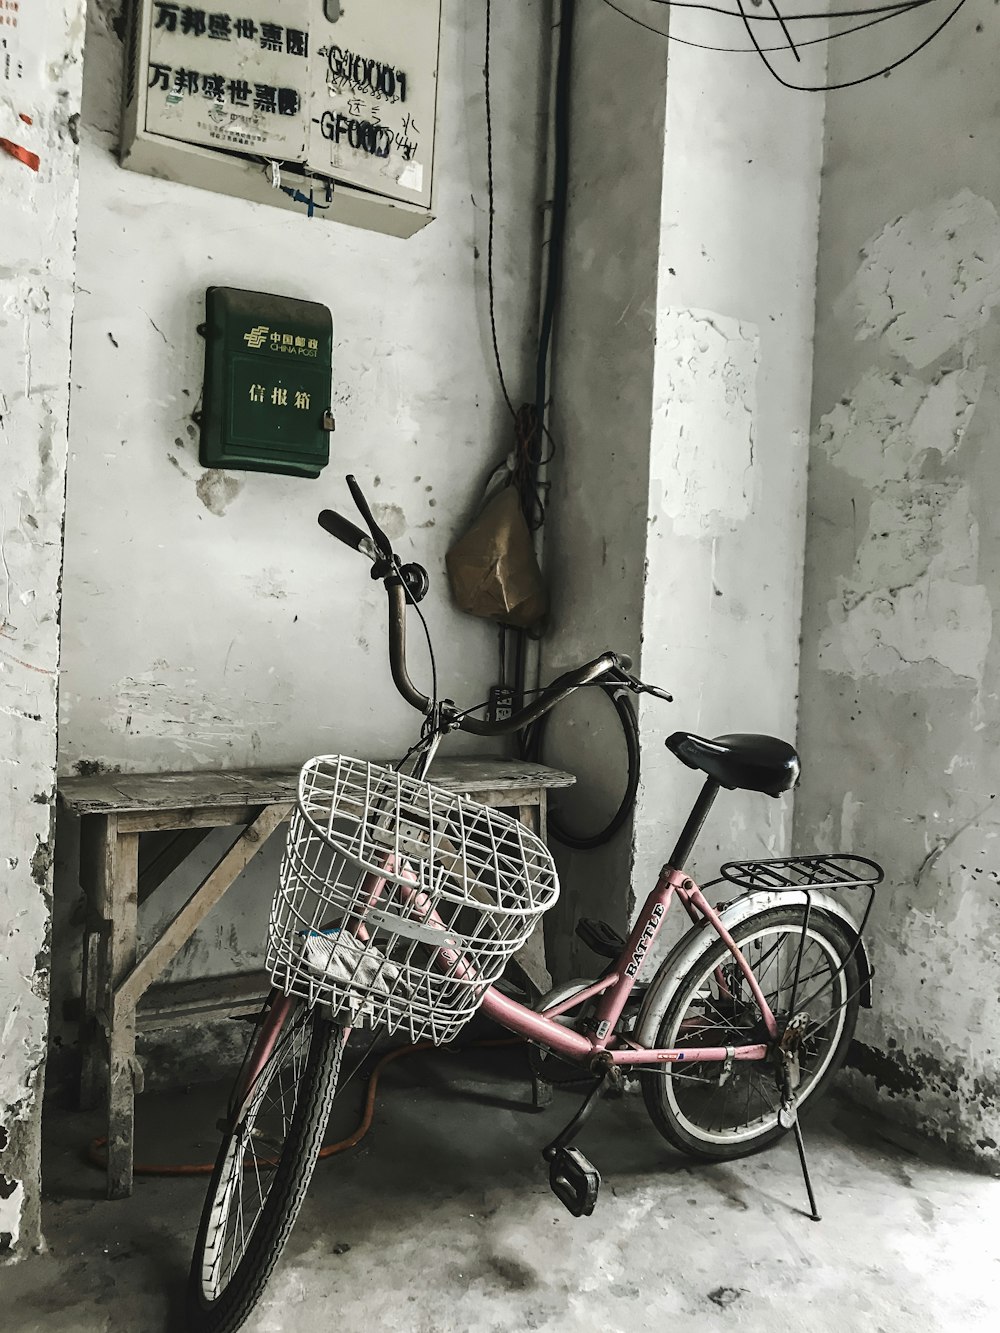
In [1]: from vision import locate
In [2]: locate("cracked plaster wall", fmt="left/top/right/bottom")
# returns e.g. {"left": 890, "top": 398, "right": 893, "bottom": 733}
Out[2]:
{"left": 0, "top": 0, "right": 85, "bottom": 1257}
{"left": 797, "top": 2, "right": 1000, "bottom": 1158}
{"left": 49, "top": 1, "right": 548, "bottom": 1084}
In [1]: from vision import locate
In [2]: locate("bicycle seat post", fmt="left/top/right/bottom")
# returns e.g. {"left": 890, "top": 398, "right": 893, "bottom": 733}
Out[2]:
{"left": 668, "top": 778, "right": 721, "bottom": 873}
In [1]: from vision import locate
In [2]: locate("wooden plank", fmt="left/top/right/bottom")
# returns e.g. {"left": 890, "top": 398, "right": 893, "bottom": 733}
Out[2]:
{"left": 116, "top": 804, "right": 284, "bottom": 833}
{"left": 137, "top": 970, "right": 270, "bottom": 1031}
{"left": 59, "top": 767, "right": 300, "bottom": 815}
{"left": 59, "top": 756, "right": 575, "bottom": 815}
{"left": 59, "top": 777, "right": 131, "bottom": 816}
{"left": 452, "top": 786, "right": 546, "bottom": 810}
{"left": 509, "top": 804, "right": 552, "bottom": 997}
{"left": 111, "top": 770, "right": 295, "bottom": 809}
{"left": 431, "top": 757, "right": 575, "bottom": 791}
{"left": 137, "top": 828, "right": 212, "bottom": 905}
{"left": 114, "top": 802, "right": 292, "bottom": 1014}
{"left": 105, "top": 831, "right": 140, "bottom": 1199}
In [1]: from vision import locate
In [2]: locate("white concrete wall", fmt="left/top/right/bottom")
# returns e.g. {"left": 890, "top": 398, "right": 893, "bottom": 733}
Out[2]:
{"left": 633, "top": 18, "right": 827, "bottom": 943}
{"left": 797, "top": 1, "right": 1000, "bottom": 1158}
{"left": 63, "top": 0, "right": 546, "bottom": 774}
{"left": 0, "top": 0, "right": 85, "bottom": 1257}
{"left": 50, "top": 1, "right": 547, "bottom": 1072}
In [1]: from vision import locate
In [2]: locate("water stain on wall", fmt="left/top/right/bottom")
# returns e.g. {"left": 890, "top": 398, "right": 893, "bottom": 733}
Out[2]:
{"left": 195, "top": 470, "right": 242, "bottom": 517}
{"left": 806, "top": 177, "right": 1000, "bottom": 1161}
{"left": 839, "top": 188, "right": 1000, "bottom": 369}
{"left": 817, "top": 366, "right": 984, "bottom": 486}
{"left": 651, "top": 308, "right": 759, "bottom": 538}
{"left": 818, "top": 218, "right": 992, "bottom": 687}
{"left": 819, "top": 481, "right": 991, "bottom": 685}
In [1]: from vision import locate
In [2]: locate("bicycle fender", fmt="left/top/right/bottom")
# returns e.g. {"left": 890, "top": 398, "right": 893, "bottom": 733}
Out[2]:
{"left": 632, "top": 888, "right": 874, "bottom": 1052}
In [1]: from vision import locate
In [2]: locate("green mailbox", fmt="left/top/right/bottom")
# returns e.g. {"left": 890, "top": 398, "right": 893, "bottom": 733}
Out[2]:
{"left": 199, "top": 287, "right": 334, "bottom": 479}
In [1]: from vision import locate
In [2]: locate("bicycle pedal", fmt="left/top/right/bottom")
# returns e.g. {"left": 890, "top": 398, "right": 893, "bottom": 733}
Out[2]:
{"left": 575, "top": 918, "right": 625, "bottom": 961}
{"left": 548, "top": 1146, "right": 601, "bottom": 1218}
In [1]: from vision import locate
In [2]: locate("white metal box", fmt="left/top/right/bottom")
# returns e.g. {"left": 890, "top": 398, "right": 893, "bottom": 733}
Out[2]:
{"left": 120, "top": 0, "right": 441, "bottom": 236}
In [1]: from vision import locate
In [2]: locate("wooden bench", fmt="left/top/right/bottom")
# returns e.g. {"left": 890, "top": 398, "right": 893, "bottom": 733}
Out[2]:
{"left": 58, "top": 757, "right": 574, "bottom": 1198}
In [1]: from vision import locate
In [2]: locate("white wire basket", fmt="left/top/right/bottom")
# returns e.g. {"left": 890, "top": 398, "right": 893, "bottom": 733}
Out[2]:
{"left": 266, "top": 756, "right": 560, "bottom": 1045}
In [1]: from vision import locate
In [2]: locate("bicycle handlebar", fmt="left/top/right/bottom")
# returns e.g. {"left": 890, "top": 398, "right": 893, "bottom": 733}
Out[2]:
{"left": 384, "top": 571, "right": 621, "bottom": 734}
{"left": 317, "top": 509, "right": 376, "bottom": 557}
{"left": 319, "top": 476, "right": 671, "bottom": 736}
{"left": 345, "top": 474, "right": 393, "bottom": 557}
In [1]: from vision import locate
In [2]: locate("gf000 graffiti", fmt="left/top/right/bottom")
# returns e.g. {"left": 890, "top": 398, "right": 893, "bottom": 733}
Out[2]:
{"left": 318, "top": 110, "right": 392, "bottom": 159}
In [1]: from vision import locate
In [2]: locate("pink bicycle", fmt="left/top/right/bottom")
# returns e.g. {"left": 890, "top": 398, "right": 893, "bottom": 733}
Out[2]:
{"left": 186, "top": 477, "right": 881, "bottom": 1333}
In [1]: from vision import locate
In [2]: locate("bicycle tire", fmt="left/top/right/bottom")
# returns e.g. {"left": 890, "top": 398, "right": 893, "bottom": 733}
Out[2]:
{"left": 640, "top": 906, "right": 860, "bottom": 1161}
{"left": 524, "top": 683, "right": 639, "bottom": 849}
{"left": 186, "top": 1002, "right": 344, "bottom": 1333}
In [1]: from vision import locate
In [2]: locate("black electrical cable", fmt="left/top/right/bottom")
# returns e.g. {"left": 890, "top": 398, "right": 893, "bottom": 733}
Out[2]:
{"left": 510, "top": 0, "right": 578, "bottom": 728}
{"left": 598, "top": 0, "right": 966, "bottom": 89}
{"left": 766, "top": 0, "right": 801, "bottom": 61}
{"left": 533, "top": 0, "right": 576, "bottom": 472}
{"left": 598, "top": 0, "right": 931, "bottom": 53}
{"left": 735, "top": 0, "right": 969, "bottom": 91}
{"left": 484, "top": 0, "right": 516, "bottom": 421}
{"left": 618, "top": 0, "right": 941, "bottom": 20}
{"left": 524, "top": 684, "right": 641, "bottom": 849}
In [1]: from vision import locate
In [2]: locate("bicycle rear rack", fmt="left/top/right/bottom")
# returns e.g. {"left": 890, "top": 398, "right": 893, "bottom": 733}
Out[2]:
{"left": 718, "top": 853, "right": 883, "bottom": 893}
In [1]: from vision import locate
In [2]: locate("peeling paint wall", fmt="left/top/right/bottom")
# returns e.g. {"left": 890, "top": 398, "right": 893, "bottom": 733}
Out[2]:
{"left": 50, "top": 2, "right": 547, "bottom": 1075}
{"left": 797, "top": 4, "right": 1000, "bottom": 1158}
{"left": 0, "top": 0, "right": 85, "bottom": 1256}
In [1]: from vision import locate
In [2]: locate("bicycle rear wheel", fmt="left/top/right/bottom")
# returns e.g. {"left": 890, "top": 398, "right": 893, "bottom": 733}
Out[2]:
{"left": 186, "top": 995, "right": 344, "bottom": 1333}
{"left": 640, "top": 906, "right": 860, "bottom": 1161}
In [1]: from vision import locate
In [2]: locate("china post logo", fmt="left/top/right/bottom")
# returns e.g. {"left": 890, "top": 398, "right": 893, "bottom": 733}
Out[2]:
{"left": 244, "top": 325, "right": 269, "bottom": 349}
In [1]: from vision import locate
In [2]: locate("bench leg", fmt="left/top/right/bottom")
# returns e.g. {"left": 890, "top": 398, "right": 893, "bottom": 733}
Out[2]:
{"left": 78, "top": 816, "right": 113, "bottom": 1111}
{"left": 510, "top": 800, "right": 553, "bottom": 999}
{"left": 106, "top": 1004, "right": 138, "bottom": 1199}
{"left": 532, "top": 1070, "right": 554, "bottom": 1111}
{"left": 79, "top": 917, "right": 105, "bottom": 1111}
{"left": 102, "top": 830, "right": 140, "bottom": 1199}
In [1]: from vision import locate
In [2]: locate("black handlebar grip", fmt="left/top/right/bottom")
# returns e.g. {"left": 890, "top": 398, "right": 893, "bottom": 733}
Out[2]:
{"left": 318, "top": 509, "right": 372, "bottom": 553}
{"left": 346, "top": 474, "right": 393, "bottom": 557}
{"left": 617, "top": 653, "right": 634, "bottom": 673}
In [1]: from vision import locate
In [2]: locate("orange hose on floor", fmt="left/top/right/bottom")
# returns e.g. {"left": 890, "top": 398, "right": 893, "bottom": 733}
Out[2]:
{"left": 86, "top": 1038, "right": 522, "bottom": 1177}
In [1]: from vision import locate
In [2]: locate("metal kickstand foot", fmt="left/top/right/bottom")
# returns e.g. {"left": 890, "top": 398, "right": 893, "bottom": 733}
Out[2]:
{"left": 778, "top": 1057, "right": 821, "bottom": 1222}
{"left": 791, "top": 1117, "right": 821, "bottom": 1222}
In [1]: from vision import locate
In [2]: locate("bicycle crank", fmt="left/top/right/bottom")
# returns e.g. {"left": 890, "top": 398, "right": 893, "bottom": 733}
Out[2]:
{"left": 541, "top": 1071, "right": 607, "bottom": 1218}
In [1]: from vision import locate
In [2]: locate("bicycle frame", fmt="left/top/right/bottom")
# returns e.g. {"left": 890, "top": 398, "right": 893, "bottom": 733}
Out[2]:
{"left": 477, "top": 864, "right": 776, "bottom": 1068}
{"left": 237, "top": 832, "right": 780, "bottom": 1115}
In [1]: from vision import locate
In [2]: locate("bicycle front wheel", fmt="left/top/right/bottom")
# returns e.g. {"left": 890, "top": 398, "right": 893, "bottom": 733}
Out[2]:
{"left": 186, "top": 996, "right": 345, "bottom": 1333}
{"left": 640, "top": 906, "right": 860, "bottom": 1161}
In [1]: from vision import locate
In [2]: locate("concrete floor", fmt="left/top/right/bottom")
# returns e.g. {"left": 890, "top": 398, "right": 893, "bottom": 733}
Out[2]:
{"left": 5, "top": 1046, "right": 999, "bottom": 1332}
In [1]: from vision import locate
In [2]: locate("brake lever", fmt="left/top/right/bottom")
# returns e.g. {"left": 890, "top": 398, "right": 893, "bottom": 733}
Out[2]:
{"left": 346, "top": 473, "right": 393, "bottom": 559}
{"left": 641, "top": 682, "right": 674, "bottom": 704}
{"left": 609, "top": 663, "right": 673, "bottom": 704}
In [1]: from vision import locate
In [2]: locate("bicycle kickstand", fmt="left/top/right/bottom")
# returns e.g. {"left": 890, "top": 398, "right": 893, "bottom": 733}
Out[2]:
{"left": 778, "top": 1058, "right": 821, "bottom": 1223}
